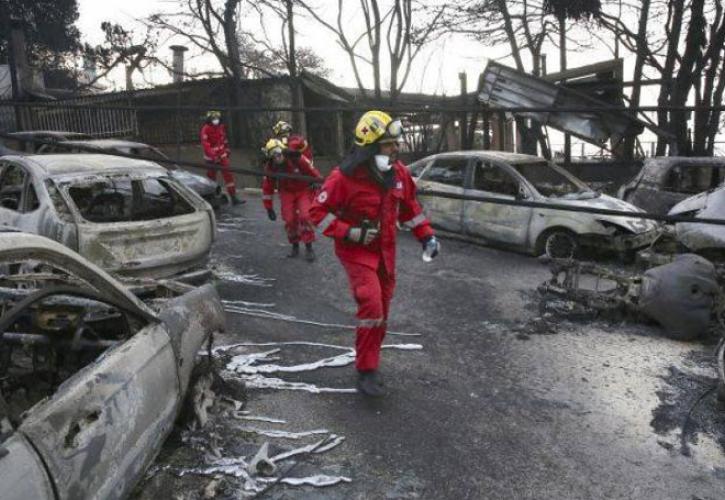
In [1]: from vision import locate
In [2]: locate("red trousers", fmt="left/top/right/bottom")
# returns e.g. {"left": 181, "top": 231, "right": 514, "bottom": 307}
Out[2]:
{"left": 341, "top": 260, "right": 396, "bottom": 371}
{"left": 280, "top": 190, "right": 315, "bottom": 244}
{"left": 206, "top": 157, "right": 236, "bottom": 196}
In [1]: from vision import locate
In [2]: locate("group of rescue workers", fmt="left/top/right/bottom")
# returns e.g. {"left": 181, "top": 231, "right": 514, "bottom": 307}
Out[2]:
{"left": 199, "top": 109, "right": 440, "bottom": 397}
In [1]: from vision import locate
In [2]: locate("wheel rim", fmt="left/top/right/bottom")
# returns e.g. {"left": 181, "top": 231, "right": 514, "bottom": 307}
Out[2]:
{"left": 545, "top": 232, "right": 576, "bottom": 259}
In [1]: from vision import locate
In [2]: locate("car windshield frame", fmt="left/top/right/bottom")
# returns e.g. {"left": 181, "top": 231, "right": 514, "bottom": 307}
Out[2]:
{"left": 59, "top": 174, "right": 196, "bottom": 224}
{"left": 509, "top": 160, "right": 592, "bottom": 198}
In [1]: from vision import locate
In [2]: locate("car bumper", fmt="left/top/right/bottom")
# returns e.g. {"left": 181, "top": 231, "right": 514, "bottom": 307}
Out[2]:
{"left": 611, "top": 229, "right": 660, "bottom": 252}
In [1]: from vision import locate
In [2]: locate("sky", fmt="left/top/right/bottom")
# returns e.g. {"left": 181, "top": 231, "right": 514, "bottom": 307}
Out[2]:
{"left": 75, "top": 0, "right": 668, "bottom": 153}
{"left": 76, "top": 0, "right": 630, "bottom": 96}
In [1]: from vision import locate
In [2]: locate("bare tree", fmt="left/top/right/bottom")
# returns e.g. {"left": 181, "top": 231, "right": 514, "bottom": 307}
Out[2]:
{"left": 83, "top": 22, "right": 157, "bottom": 90}
{"left": 297, "top": 0, "right": 446, "bottom": 102}
{"left": 599, "top": 0, "right": 725, "bottom": 155}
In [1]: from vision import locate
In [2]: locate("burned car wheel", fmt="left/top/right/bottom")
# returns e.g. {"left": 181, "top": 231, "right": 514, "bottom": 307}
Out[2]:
{"left": 541, "top": 229, "right": 579, "bottom": 259}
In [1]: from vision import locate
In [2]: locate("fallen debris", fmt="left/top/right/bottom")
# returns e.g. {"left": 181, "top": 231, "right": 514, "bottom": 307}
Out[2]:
{"left": 538, "top": 254, "right": 720, "bottom": 340}
{"left": 248, "top": 442, "right": 277, "bottom": 477}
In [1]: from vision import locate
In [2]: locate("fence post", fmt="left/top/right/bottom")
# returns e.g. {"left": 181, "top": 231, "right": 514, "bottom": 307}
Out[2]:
{"left": 483, "top": 109, "right": 490, "bottom": 150}
{"left": 459, "top": 72, "right": 467, "bottom": 149}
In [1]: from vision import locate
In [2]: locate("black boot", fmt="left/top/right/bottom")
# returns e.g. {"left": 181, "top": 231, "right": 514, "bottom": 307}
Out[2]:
{"left": 304, "top": 243, "right": 316, "bottom": 262}
{"left": 357, "top": 370, "right": 385, "bottom": 397}
{"left": 287, "top": 243, "right": 300, "bottom": 258}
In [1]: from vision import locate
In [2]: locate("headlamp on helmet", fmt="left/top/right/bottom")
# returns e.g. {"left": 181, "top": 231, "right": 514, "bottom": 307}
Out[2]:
{"left": 354, "top": 110, "right": 404, "bottom": 147}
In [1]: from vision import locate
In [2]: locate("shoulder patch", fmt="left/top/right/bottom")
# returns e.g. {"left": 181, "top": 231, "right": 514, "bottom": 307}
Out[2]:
{"left": 317, "top": 190, "right": 328, "bottom": 203}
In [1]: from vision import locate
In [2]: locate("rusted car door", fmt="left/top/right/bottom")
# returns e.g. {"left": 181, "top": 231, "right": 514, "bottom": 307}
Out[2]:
{"left": 416, "top": 156, "right": 468, "bottom": 232}
{"left": 18, "top": 319, "right": 180, "bottom": 500}
{"left": 463, "top": 159, "right": 533, "bottom": 246}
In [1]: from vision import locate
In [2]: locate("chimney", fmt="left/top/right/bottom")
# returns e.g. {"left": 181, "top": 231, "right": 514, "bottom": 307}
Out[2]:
{"left": 83, "top": 57, "right": 97, "bottom": 84}
{"left": 170, "top": 45, "right": 188, "bottom": 83}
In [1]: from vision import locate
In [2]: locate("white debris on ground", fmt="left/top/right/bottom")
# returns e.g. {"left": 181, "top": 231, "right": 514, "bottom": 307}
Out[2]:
{"left": 213, "top": 267, "right": 276, "bottom": 286}
{"left": 154, "top": 433, "right": 350, "bottom": 496}
{"left": 215, "top": 341, "right": 423, "bottom": 394}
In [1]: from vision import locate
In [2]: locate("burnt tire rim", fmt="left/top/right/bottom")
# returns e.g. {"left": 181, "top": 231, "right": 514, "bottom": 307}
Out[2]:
{"left": 545, "top": 232, "right": 577, "bottom": 259}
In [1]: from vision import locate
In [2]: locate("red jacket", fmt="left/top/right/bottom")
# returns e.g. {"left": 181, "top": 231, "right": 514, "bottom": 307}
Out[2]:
{"left": 309, "top": 161, "right": 434, "bottom": 275}
{"left": 262, "top": 155, "right": 321, "bottom": 210}
{"left": 200, "top": 123, "right": 229, "bottom": 162}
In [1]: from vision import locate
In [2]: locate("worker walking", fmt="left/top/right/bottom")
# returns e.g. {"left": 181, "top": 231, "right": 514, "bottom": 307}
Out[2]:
{"left": 201, "top": 110, "right": 243, "bottom": 205}
{"left": 272, "top": 120, "right": 314, "bottom": 164}
{"left": 262, "top": 137, "right": 322, "bottom": 262}
{"left": 309, "top": 110, "right": 440, "bottom": 397}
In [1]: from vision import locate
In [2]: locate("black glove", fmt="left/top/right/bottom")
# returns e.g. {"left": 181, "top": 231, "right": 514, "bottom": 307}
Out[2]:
{"left": 267, "top": 209, "right": 277, "bottom": 221}
{"left": 346, "top": 225, "right": 380, "bottom": 245}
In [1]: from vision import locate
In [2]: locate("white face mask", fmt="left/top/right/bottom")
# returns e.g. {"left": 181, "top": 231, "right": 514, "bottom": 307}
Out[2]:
{"left": 211, "top": 119, "right": 220, "bottom": 126}
{"left": 374, "top": 154, "right": 391, "bottom": 172}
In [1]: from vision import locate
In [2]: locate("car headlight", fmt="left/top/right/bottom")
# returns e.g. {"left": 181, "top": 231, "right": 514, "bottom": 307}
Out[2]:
{"left": 597, "top": 220, "right": 633, "bottom": 236}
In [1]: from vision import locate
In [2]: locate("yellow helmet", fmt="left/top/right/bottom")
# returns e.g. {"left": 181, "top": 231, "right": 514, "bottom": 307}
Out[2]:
{"left": 206, "top": 110, "right": 222, "bottom": 120}
{"left": 354, "top": 110, "right": 404, "bottom": 146}
{"left": 272, "top": 120, "right": 292, "bottom": 137}
{"left": 265, "top": 138, "right": 285, "bottom": 158}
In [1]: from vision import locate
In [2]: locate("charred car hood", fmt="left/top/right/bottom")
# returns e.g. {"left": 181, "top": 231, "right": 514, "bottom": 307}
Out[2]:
{"left": 669, "top": 187, "right": 725, "bottom": 250}
{"left": 547, "top": 193, "right": 658, "bottom": 234}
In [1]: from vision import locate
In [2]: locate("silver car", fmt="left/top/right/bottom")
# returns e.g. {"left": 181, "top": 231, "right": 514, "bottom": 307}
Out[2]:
{"left": 0, "top": 232, "right": 225, "bottom": 500}
{"left": 411, "top": 151, "right": 659, "bottom": 258}
{"left": 37, "top": 139, "right": 224, "bottom": 207}
{"left": 0, "top": 154, "right": 216, "bottom": 280}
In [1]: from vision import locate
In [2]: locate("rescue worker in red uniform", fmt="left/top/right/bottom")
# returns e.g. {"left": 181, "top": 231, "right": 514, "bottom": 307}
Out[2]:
{"left": 272, "top": 120, "right": 314, "bottom": 164}
{"left": 201, "top": 110, "right": 243, "bottom": 205}
{"left": 309, "top": 110, "right": 440, "bottom": 397}
{"left": 263, "top": 137, "right": 322, "bottom": 262}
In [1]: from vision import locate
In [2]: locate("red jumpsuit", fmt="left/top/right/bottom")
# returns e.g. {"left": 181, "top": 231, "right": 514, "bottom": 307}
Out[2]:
{"left": 201, "top": 122, "right": 236, "bottom": 196}
{"left": 263, "top": 155, "right": 321, "bottom": 244}
{"left": 309, "top": 161, "right": 434, "bottom": 371}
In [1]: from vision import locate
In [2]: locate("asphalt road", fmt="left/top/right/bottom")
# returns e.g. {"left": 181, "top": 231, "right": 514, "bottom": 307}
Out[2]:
{"left": 149, "top": 193, "right": 725, "bottom": 499}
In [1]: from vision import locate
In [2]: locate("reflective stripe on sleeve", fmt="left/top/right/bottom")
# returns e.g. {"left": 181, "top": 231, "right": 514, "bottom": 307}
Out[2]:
{"left": 316, "top": 213, "right": 337, "bottom": 232}
{"left": 404, "top": 213, "right": 427, "bottom": 229}
{"left": 262, "top": 195, "right": 273, "bottom": 201}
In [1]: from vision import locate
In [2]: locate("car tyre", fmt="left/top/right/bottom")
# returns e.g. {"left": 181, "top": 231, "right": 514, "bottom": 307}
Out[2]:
{"left": 540, "top": 229, "right": 579, "bottom": 259}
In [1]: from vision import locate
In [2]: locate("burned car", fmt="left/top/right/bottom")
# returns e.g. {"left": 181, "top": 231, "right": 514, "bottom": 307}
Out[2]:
{"left": 0, "top": 232, "right": 225, "bottom": 500}
{"left": 38, "top": 139, "right": 223, "bottom": 207}
{"left": 3, "top": 131, "right": 93, "bottom": 153}
{"left": 617, "top": 156, "right": 725, "bottom": 214}
{"left": 666, "top": 186, "right": 725, "bottom": 258}
{"left": 410, "top": 151, "right": 658, "bottom": 259}
{"left": 0, "top": 154, "right": 216, "bottom": 281}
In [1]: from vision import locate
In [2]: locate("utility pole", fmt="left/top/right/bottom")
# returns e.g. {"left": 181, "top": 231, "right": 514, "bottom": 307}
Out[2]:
{"left": 7, "top": 18, "right": 24, "bottom": 130}
{"left": 459, "top": 72, "right": 467, "bottom": 149}
{"left": 170, "top": 45, "right": 188, "bottom": 161}
{"left": 559, "top": 15, "right": 571, "bottom": 165}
